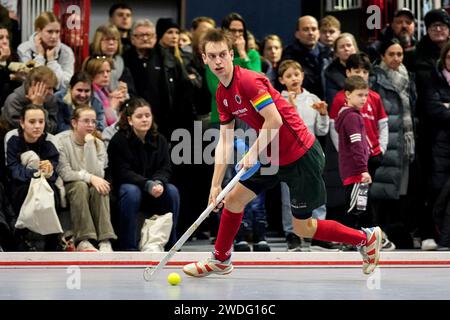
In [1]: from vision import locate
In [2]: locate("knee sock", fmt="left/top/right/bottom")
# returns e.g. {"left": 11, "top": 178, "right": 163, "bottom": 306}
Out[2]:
{"left": 313, "top": 220, "right": 367, "bottom": 247}
{"left": 214, "top": 208, "right": 244, "bottom": 261}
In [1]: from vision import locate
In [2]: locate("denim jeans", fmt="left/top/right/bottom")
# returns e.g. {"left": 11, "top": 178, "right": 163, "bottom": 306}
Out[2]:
{"left": 118, "top": 183, "right": 180, "bottom": 250}
{"left": 280, "top": 182, "right": 326, "bottom": 236}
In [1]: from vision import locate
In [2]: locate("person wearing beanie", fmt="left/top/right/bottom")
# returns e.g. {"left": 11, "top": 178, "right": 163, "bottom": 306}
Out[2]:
{"left": 156, "top": 18, "right": 180, "bottom": 42}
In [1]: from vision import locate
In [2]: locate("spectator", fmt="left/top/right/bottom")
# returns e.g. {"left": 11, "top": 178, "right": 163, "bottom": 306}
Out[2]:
{"left": 107, "top": 97, "right": 179, "bottom": 251}
{"left": 55, "top": 71, "right": 105, "bottom": 132}
{"left": 109, "top": 3, "right": 133, "bottom": 53}
{"left": 370, "top": 39, "right": 418, "bottom": 249}
{"left": 0, "top": 22, "right": 20, "bottom": 107}
{"left": 179, "top": 29, "right": 192, "bottom": 53}
{"left": 421, "top": 41, "right": 450, "bottom": 250}
{"left": 282, "top": 15, "right": 329, "bottom": 98}
{"left": 323, "top": 33, "right": 359, "bottom": 106}
{"left": 123, "top": 19, "right": 156, "bottom": 106}
{"left": 17, "top": 11, "right": 74, "bottom": 90}
{"left": 56, "top": 106, "right": 117, "bottom": 252}
{"left": 90, "top": 23, "right": 135, "bottom": 94}
{"left": 5, "top": 104, "right": 61, "bottom": 251}
{"left": 367, "top": 8, "right": 416, "bottom": 71}
{"left": 278, "top": 59, "right": 333, "bottom": 251}
{"left": 82, "top": 55, "right": 127, "bottom": 128}
{"left": 0, "top": 4, "right": 20, "bottom": 51}
{"left": 319, "top": 15, "right": 341, "bottom": 51}
{"left": 261, "top": 34, "right": 283, "bottom": 89}
{"left": 1, "top": 66, "right": 58, "bottom": 134}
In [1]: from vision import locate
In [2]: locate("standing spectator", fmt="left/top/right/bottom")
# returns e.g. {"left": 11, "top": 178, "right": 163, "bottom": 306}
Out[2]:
{"left": 17, "top": 11, "right": 74, "bottom": 90}
{"left": 261, "top": 34, "right": 283, "bottom": 89}
{"left": 90, "top": 24, "right": 135, "bottom": 94}
{"left": 366, "top": 8, "right": 416, "bottom": 71}
{"left": 282, "top": 15, "right": 329, "bottom": 98}
{"left": 420, "top": 42, "right": 450, "bottom": 249}
{"left": 56, "top": 106, "right": 117, "bottom": 252}
{"left": 55, "top": 72, "right": 105, "bottom": 132}
{"left": 370, "top": 39, "right": 418, "bottom": 249}
{"left": 179, "top": 29, "right": 192, "bottom": 53}
{"left": 5, "top": 104, "right": 61, "bottom": 251}
{"left": 123, "top": 19, "right": 156, "bottom": 106}
{"left": 107, "top": 97, "right": 179, "bottom": 251}
{"left": 335, "top": 76, "right": 372, "bottom": 218}
{"left": 1, "top": 66, "right": 59, "bottom": 134}
{"left": 323, "top": 33, "right": 359, "bottom": 106}
{"left": 82, "top": 55, "right": 127, "bottom": 128}
{"left": 109, "top": 3, "right": 133, "bottom": 53}
{"left": 319, "top": 15, "right": 341, "bottom": 52}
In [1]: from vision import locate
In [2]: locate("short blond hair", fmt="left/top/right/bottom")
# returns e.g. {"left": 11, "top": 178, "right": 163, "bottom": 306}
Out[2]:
{"left": 320, "top": 15, "right": 341, "bottom": 31}
{"left": 91, "top": 24, "right": 123, "bottom": 56}
{"left": 278, "top": 59, "right": 303, "bottom": 77}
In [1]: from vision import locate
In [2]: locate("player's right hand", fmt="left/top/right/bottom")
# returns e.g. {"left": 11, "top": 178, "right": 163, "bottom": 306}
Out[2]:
{"left": 209, "top": 185, "right": 224, "bottom": 212}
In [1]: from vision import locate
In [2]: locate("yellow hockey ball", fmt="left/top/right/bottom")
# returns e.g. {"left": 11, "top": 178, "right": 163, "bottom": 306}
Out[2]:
{"left": 167, "top": 272, "right": 181, "bottom": 286}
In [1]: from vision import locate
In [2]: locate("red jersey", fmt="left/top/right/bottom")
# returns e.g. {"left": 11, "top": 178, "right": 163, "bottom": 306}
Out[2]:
{"left": 329, "top": 90, "right": 388, "bottom": 157}
{"left": 216, "top": 66, "right": 315, "bottom": 166}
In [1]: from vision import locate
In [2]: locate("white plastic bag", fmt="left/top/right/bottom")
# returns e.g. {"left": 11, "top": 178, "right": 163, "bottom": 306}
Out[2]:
{"left": 139, "top": 212, "right": 173, "bottom": 252}
{"left": 15, "top": 174, "right": 63, "bottom": 235}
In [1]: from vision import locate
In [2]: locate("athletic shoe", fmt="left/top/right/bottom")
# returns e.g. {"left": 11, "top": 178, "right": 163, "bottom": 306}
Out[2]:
{"left": 234, "top": 241, "right": 251, "bottom": 251}
{"left": 98, "top": 240, "right": 113, "bottom": 252}
{"left": 381, "top": 232, "right": 396, "bottom": 251}
{"left": 183, "top": 255, "right": 233, "bottom": 277}
{"left": 358, "top": 227, "right": 382, "bottom": 275}
{"left": 253, "top": 240, "right": 271, "bottom": 251}
{"left": 421, "top": 239, "right": 438, "bottom": 251}
{"left": 310, "top": 239, "right": 341, "bottom": 252}
{"left": 76, "top": 240, "right": 98, "bottom": 252}
{"left": 286, "top": 233, "right": 302, "bottom": 252}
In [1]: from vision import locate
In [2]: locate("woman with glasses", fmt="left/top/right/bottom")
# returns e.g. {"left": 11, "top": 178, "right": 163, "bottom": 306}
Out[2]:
{"left": 90, "top": 24, "right": 135, "bottom": 95}
{"left": 56, "top": 106, "right": 117, "bottom": 252}
{"left": 55, "top": 71, "right": 105, "bottom": 133}
{"left": 17, "top": 11, "right": 74, "bottom": 90}
{"left": 82, "top": 55, "right": 126, "bottom": 128}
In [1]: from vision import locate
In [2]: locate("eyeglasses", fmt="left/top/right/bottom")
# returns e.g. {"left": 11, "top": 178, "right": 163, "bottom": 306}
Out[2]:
{"left": 79, "top": 119, "right": 98, "bottom": 125}
{"left": 229, "top": 28, "right": 244, "bottom": 34}
{"left": 429, "top": 23, "right": 449, "bottom": 31}
{"left": 102, "top": 37, "right": 119, "bottom": 42}
{"left": 133, "top": 33, "right": 155, "bottom": 39}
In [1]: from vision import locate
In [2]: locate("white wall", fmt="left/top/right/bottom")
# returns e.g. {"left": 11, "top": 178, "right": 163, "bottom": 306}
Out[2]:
{"left": 89, "top": 0, "right": 178, "bottom": 41}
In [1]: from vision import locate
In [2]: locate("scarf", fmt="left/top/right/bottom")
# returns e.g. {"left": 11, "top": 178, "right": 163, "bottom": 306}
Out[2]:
{"left": 379, "top": 60, "right": 415, "bottom": 161}
{"left": 93, "top": 83, "right": 117, "bottom": 126}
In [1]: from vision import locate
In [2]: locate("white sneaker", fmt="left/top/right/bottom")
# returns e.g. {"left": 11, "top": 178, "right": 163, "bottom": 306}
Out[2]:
{"left": 421, "top": 239, "right": 438, "bottom": 251}
{"left": 142, "top": 244, "right": 164, "bottom": 252}
{"left": 77, "top": 240, "right": 98, "bottom": 252}
{"left": 183, "top": 255, "right": 233, "bottom": 277}
{"left": 98, "top": 240, "right": 113, "bottom": 252}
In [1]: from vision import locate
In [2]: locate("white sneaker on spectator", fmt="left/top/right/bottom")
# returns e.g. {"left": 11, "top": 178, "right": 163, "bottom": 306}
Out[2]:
{"left": 99, "top": 240, "right": 113, "bottom": 252}
{"left": 421, "top": 239, "right": 438, "bottom": 251}
{"left": 142, "top": 244, "right": 164, "bottom": 252}
{"left": 77, "top": 240, "right": 98, "bottom": 252}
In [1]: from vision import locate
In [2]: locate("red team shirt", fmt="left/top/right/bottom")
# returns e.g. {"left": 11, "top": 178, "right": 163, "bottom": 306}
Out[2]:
{"left": 216, "top": 66, "right": 315, "bottom": 166}
{"left": 330, "top": 90, "right": 388, "bottom": 157}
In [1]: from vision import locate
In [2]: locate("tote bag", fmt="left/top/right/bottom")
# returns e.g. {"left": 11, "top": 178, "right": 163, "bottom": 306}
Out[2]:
{"left": 15, "top": 174, "right": 63, "bottom": 235}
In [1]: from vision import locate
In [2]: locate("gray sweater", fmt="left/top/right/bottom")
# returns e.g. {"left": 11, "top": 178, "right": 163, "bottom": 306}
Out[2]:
{"left": 55, "top": 130, "right": 106, "bottom": 183}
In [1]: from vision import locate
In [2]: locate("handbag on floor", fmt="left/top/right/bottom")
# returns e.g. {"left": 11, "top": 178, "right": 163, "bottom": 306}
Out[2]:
{"left": 139, "top": 212, "right": 173, "bottom": 252}
{"left": 15, "top": 174, "right": 63, "bottom": 235}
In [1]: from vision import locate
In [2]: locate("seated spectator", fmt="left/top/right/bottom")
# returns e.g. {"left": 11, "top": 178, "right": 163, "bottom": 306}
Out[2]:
{"left": 55, "top": 72, "right": 105, "bottom": 132}
{"left": 82, "top": 55, "right": 127, "bottom": 128}
{"left": 5, "top": 104, "right": 61, "bottom": 251}
{"left": 90, "top": 23, "right": 135, "bottom": 94}
{"left": 0, "top": 23, "right": 21, "bottom": 107}
{"left": 56, "top": 106, "right": 117, "bottom": 252}
{"left": 107, "top": 97, "right": 179, "bottom": 251}
{"left": 1, "top": 66, "right": 58, "bottom": 133}
{"left": 324, "top": 33, "right": 359, "bottom": 106}
{"left": 17, "top": 11, "right": 74, "bottom": 90}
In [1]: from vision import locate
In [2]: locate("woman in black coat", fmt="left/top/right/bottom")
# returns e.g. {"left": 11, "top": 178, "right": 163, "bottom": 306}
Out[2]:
{"left": 107, "top": 97, "right": 180, "bottom": 251}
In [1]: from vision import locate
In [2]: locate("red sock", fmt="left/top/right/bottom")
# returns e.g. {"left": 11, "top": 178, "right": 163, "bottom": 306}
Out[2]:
{"left": 313, "top": 220, "right": 367, "bottom": 247}
{"left": 214, "top": 208, "right": 244, "bottom": 261}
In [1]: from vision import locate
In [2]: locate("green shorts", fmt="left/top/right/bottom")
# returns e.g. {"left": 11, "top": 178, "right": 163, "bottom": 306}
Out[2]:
{"left": 240, "top": 139, "right": 326, "bottom": 219}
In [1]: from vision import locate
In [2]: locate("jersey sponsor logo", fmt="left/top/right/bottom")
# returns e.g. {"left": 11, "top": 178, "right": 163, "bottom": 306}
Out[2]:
{"left": 232, "top": 108, "right": 248, "bottom": 116}
{"left": 235, "top": 95, "right": 242, "bottom": 104}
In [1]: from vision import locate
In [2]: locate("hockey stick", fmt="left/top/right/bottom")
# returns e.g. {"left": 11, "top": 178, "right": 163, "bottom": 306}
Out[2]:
{"left": 143, "top": 165, "right": 257, "bottom": 281}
